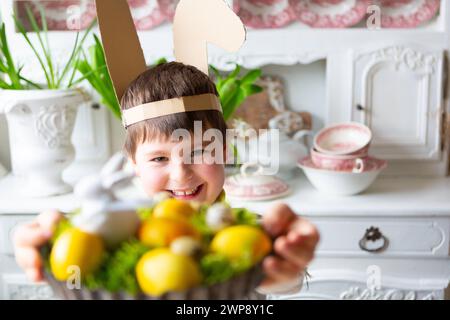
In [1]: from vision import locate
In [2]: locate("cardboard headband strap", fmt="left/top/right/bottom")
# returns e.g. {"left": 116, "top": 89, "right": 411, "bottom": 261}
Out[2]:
{"left": 122, "top": 93, "right": 222, "bottom": 128}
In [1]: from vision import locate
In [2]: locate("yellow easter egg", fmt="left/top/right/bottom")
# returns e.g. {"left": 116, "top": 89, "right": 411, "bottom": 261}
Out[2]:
{"left": 152, "top": 198, "right": 196, "bottom": 221}
{"left": 210, "top": 225, "right": 272, "bottom": 264}
{"left": 138, "top": 217, "right": 199, "bottom": 248}
{"left": 50, "top": 228, "right": 104, "bottom": 281}
{"left": 136, "top": 248, "right": 202, "bottom": 296}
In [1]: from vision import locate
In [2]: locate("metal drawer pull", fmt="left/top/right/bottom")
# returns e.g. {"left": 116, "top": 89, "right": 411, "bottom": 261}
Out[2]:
{"left": 359, "top": 226, "right": 389, "bottom": 253}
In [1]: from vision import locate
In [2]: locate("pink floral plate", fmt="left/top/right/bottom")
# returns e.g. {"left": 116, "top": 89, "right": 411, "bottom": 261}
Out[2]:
{"left": 28, "top": 0, "right": 96, "bottom": 31}
{"left": 157, "top": 0, "right": 179, "bottom": 22}
{"left": 236, "top": 0, "right": 296, "bottom": 29}
{"left": 289, "top": 0, "right": 371, "bottom": 28}
{"left": 224, "top": 163, "right": 291, "bottom": 201}
{"left": 379, "top": 0, "right": 440, "bottom": 28}
{"left": 128, "top": 0, "right": 166, "bottom": 30}
{"left": 158, "top": 0, "right": 240, "bottom": 22}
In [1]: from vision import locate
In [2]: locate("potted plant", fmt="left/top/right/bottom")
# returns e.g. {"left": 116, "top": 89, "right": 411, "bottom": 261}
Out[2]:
{"left": 0, "top": 5, "right": 94, "bottom": 197}
{"left": 210, "top": 64, "right": 263, "bottom": 169}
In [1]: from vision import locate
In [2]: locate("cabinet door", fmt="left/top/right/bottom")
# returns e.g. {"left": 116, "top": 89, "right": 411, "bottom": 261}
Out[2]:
{"left": 353, "top": 45, "right": 444, "bottom": 160}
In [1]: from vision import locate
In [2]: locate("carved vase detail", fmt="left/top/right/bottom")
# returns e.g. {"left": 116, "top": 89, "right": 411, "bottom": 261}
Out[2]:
{"left": 35, "top": 104, "right": 77, "bottom": 149}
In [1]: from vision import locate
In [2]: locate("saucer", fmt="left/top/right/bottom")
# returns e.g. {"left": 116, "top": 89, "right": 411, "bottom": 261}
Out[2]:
{"left": 224, "top": 163, "right": 291, "bottom": 201}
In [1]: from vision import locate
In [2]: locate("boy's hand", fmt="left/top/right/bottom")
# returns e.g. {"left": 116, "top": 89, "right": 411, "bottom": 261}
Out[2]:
{"left": 13, "top": 210, "right": 63, "bottom": 282}
{"left": 259, "top": 203, "right": 319, "bottom": 294}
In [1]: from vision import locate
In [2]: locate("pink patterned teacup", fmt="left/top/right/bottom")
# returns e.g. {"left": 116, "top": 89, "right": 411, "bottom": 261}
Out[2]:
{"left": 311, "top": 148, "right": 368, "bottom": 173}
{"left": 314, "top": 122, "right": 372, "bottom": 156}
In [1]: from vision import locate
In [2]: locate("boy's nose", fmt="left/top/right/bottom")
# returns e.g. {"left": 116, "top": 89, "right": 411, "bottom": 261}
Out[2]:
{"left": 169, "top": 162, "right": 194, "bottom": 184}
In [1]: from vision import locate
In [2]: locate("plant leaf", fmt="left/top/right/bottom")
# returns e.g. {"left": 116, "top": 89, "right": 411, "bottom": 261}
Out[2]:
{"left": 222, "top": 87, "right": 245, "bottom": 120}
{"left": 25, "top": 3, "right": 55, "bottom": 87}
{"left": 13, "top": 14, "right": 52, "bottom": 86}
{"left": 209, "top": 64, "right": 222, "bottom": 82}
{"left": 229, "top": 64, "right": 241, "bottom": 79}
{"left": 241, "top": 69, "right": 262, "bottom": 85}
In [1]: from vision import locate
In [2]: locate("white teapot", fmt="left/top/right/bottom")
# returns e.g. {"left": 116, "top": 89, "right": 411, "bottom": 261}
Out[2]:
{"left": 257, "top": 112, "right": 313, "bottom": 180}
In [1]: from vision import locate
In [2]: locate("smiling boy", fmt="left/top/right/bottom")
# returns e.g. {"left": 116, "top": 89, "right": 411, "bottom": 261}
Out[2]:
{"left": 14, "top": 62, "right": 319, "bottom": 295}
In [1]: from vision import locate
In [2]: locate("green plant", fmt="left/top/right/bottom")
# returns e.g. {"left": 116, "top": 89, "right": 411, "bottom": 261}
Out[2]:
{"left": 0, "top": 4, "right": 94, "bottom": 90}
{"left": 210, "top": 64, "right": 263, "bottom": 121}
{"left": 0, "top": 23, "right": 29, "bottom": 89}
{"left": 74, "top": 34, "right": 122, "bottom": 119}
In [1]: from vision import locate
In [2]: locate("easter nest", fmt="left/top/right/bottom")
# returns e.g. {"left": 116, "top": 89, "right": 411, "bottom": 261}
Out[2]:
{"left": 42, "top": 264, "right": 264, "bottom": 300}
{"left": 41, "top": 201, "right": 270, "bottom": 300}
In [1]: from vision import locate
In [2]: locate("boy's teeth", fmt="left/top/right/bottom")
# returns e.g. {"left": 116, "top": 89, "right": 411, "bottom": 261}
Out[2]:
{"left": 172, "top": 186, "right": 198, "bottom": 196}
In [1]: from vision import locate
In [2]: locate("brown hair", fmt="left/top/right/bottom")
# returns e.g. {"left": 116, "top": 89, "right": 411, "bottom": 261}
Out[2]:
{"left": 120, "top": 62, "right": 227, "bottom": 160}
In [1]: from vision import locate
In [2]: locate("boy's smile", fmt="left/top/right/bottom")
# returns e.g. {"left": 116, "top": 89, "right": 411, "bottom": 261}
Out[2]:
{"left": 131, "top": 137, "right": 225, "bottom": 204}
{"left": 167, "top": 184, "right": 204, "bottom": 199}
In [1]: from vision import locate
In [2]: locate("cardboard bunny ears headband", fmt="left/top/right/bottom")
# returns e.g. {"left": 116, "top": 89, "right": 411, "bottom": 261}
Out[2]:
{"left": 95, "top": 0, "right": 247, "bottom": 128}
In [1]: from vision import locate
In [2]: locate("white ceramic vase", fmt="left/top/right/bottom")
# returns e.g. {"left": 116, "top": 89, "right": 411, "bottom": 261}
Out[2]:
{"left": 0, "top": 89, "right": 88, "bottom": 197}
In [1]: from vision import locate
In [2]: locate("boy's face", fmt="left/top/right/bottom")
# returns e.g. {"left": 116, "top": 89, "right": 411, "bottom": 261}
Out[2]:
{"left": 131, "top": 136, "right": 226, "bottom": 204}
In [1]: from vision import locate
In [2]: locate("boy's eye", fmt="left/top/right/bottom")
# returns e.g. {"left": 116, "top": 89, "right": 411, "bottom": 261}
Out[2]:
{"left": 150, "top": 156, "right": 168, "bottom": 163}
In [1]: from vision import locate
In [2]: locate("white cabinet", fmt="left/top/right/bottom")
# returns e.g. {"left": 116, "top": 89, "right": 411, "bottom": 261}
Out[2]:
{"left": 352, "top": 45, "right": 445, "bottom": 161}
{"left": 230, "top": 177, "right": 450, "bottom": 301}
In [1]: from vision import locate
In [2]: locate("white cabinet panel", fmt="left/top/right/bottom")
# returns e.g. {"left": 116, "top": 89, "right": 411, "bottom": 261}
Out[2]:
{"left": 353, "top": 45, "right": 444, "bottom": 160}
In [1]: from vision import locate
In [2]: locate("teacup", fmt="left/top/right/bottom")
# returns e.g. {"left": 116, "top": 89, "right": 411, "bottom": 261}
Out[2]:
{"left": 314, "top": 122, "right": 372, "bottom": 156}
{"left": 311, "top": 148, "right": 368, "bottom": 173}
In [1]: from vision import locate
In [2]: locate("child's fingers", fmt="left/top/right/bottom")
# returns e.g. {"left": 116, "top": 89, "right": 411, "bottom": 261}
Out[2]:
{"left": 14, "top": 247, "right": 43, "bottom": 270}
{"left": 273, "top": 236, "right": 315, "bottom": 270}
{"left": 258, "top": 256, "right": 305, "bottom": 294}
{"left": 25, "top": 268, "right": 44, "bottom": 283}
{"left": 262, "top": 256, "right": 303, "bottom": 282}
{"left": 262, "top": 203, "right": 296, "bottom": 237}
{"left": 36, "top": 210, "right": 64, "bottom": 234}
{"left": 13, "top": 223, "right": 51, "bottom": 248}
{"left": 288, "top": 218, "right": 320, "bottom": 248}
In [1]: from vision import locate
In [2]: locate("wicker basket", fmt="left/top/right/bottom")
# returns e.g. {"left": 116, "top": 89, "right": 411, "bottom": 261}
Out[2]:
{"left": 43, "top": 264, "right": 264, "bottom": 300}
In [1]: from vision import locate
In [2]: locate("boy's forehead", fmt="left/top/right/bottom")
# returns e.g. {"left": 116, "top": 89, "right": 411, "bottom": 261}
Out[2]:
{"left": 136, "top": 134, "right": 206, "bottom": 152}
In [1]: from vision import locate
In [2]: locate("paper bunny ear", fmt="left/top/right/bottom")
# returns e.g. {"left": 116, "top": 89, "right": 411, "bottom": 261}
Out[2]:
{"left": 173, "top": 0, "right": 246, "bottom": 75}
{"left": 95, "top": 0, "right": 246, "bottom": 127}
{"left": 95, "top": 0, "right": 147, "bottom": 102}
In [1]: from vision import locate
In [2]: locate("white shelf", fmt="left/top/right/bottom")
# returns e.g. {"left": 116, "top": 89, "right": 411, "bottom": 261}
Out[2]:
{"left": 228, "top": 173, "right": 450, "bottom": 217}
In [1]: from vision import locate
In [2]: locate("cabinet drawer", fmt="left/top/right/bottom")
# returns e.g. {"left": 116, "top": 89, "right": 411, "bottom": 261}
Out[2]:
{"left": 0, "top": 215, "right": 37, "bottom": 255}
{"left": 311, "top": 216, "right": 449, "bottom": 258}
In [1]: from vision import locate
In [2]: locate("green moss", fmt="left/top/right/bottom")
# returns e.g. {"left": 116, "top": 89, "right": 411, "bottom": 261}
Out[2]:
{"left": 84, "top": 239, "right": 150, "bottom": 295}
{"left": 199, "top": 251, "right": 253, "bottom": 286}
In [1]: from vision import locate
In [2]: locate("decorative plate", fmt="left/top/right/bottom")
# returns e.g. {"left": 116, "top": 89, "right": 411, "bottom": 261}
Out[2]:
{"left": 289, "top": 0, "right": 371, "bottom": 28}
{"left": 157, "top": 0, "right": 179, "bottom": 21}
{"left": 27, "top": 0, "right": 96, "bottom": 31}
{"left": 236, "top": 0, "right": 296, "bottom": 29}
{"left": 158, "top": 0, "right": 240, "bottom": 22}
{"left": 380, "top": 0, "right": 440, "bottom": 28}
{"left": 128, "top": 0, "right": 166, "bottom": 30}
